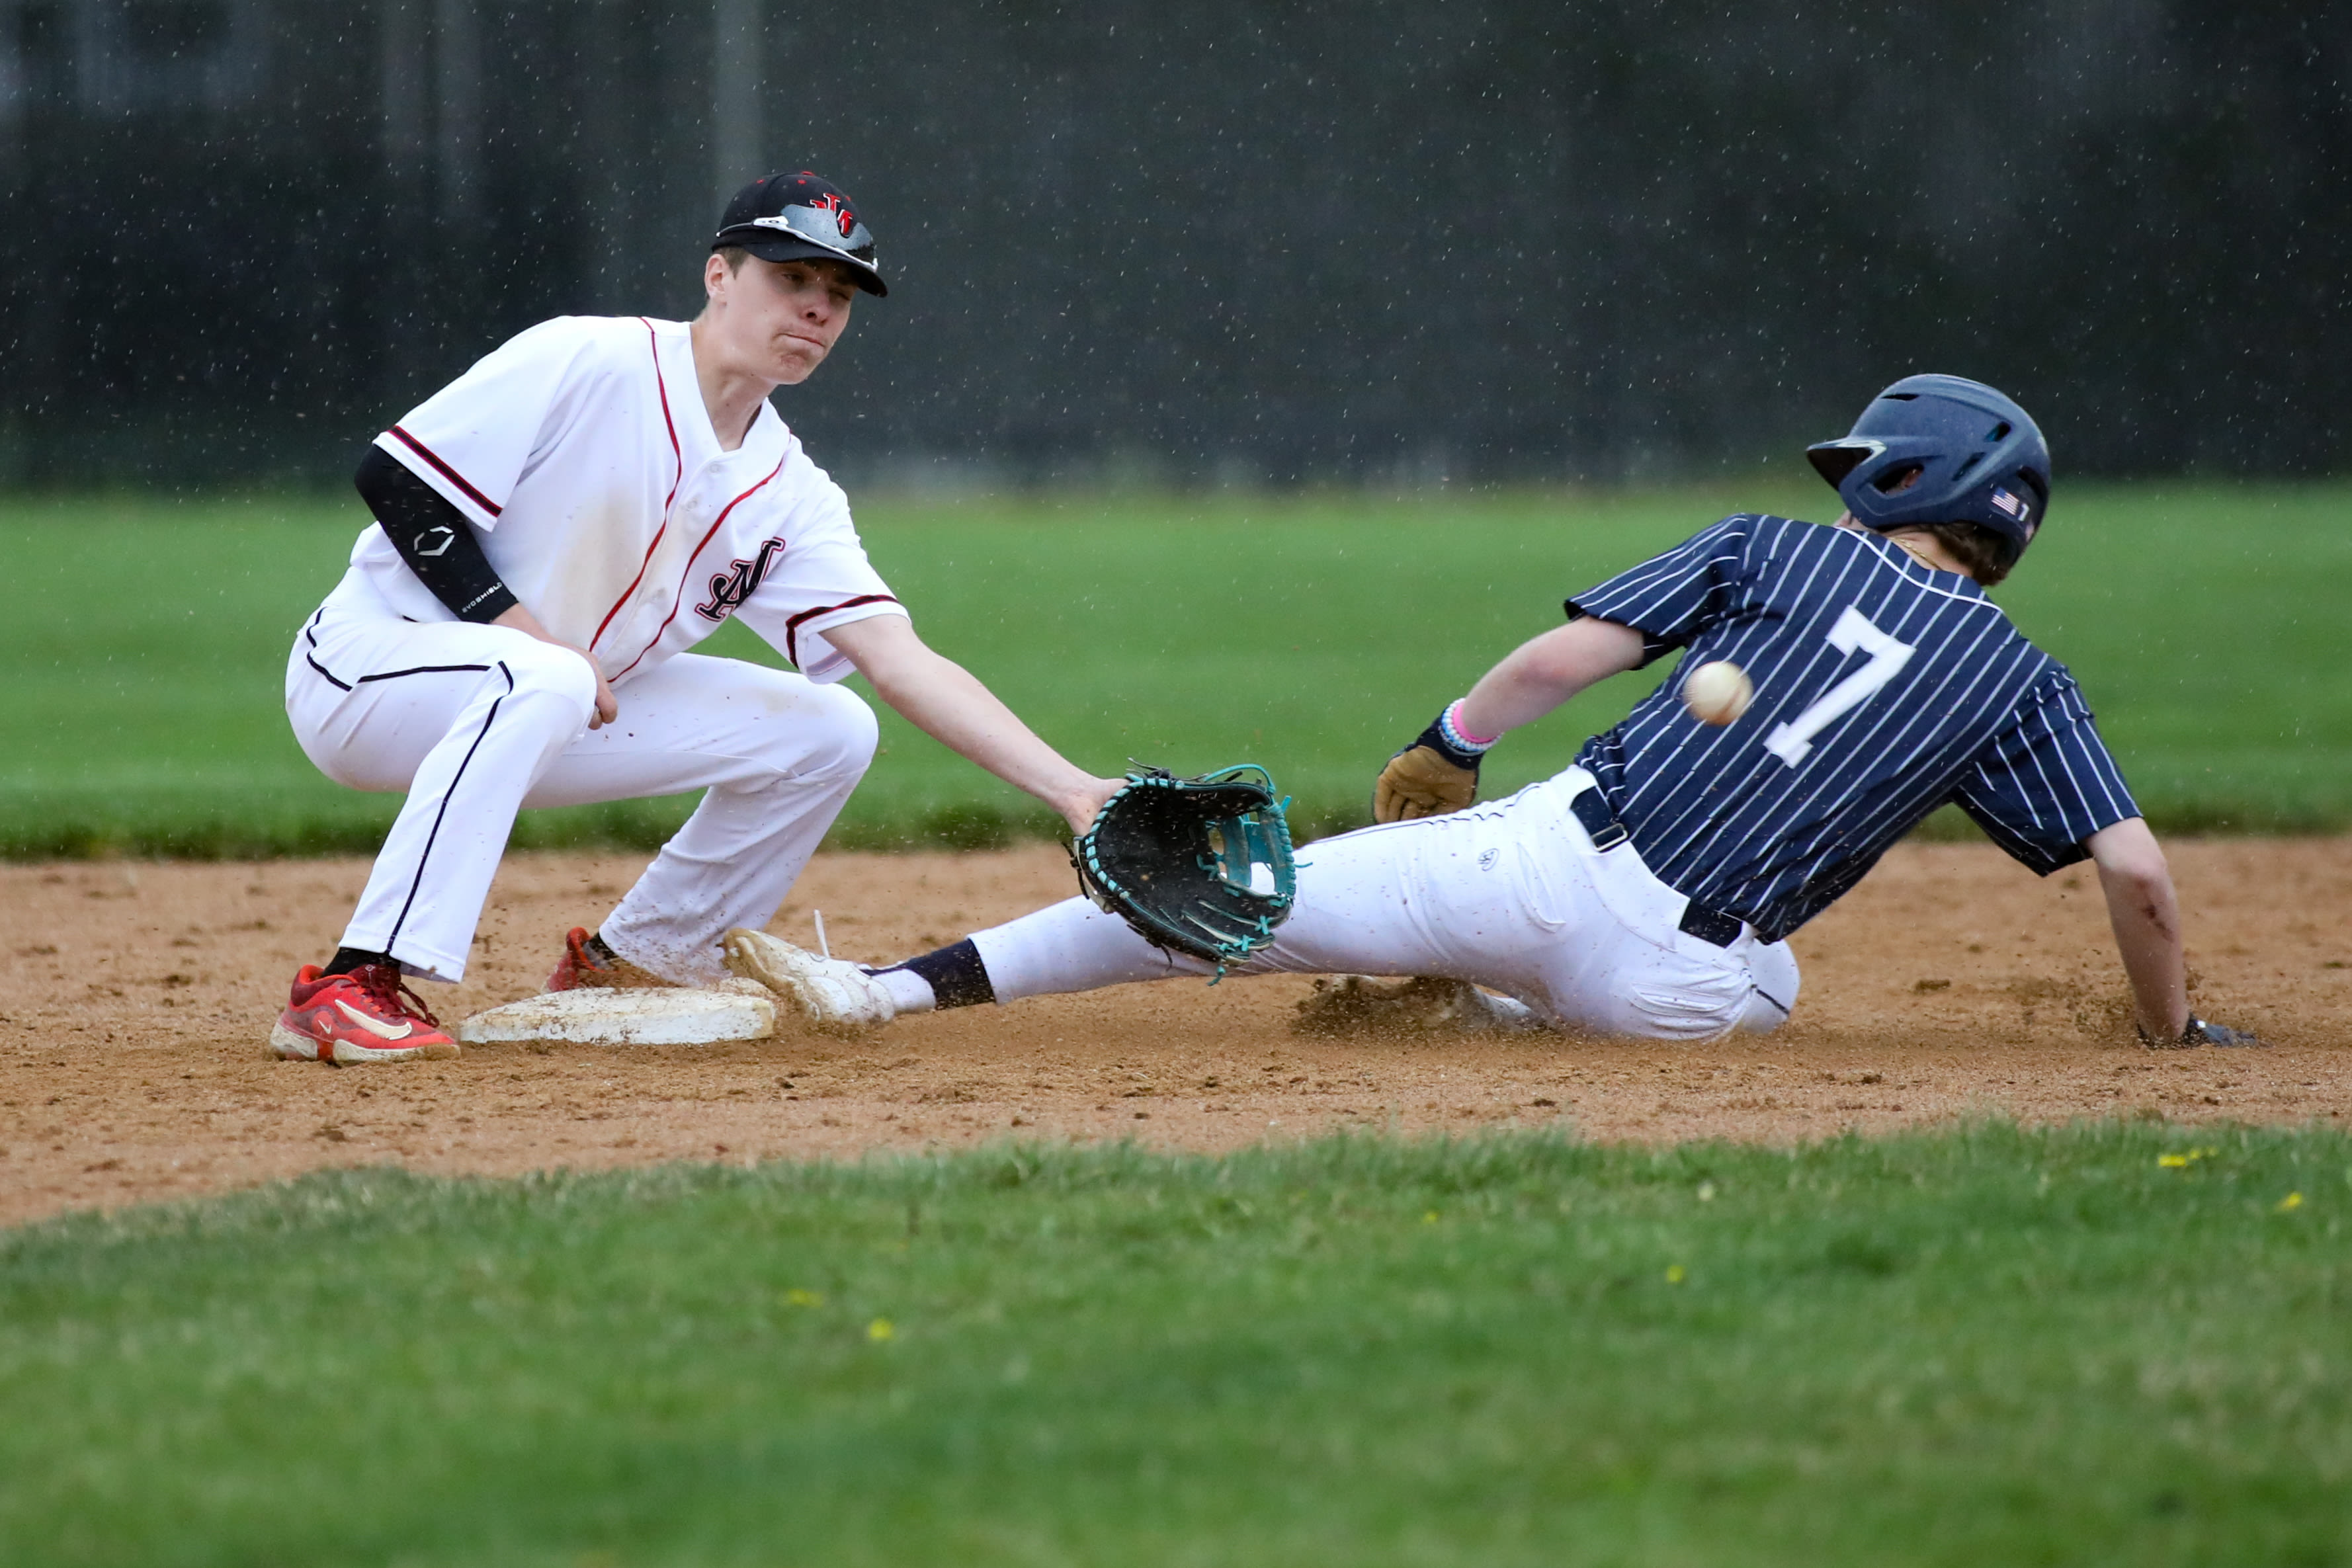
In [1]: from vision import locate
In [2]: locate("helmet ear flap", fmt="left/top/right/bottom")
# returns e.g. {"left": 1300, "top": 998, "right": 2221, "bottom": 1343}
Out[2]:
{"left": 2013, "top": 466, "right": 2050, "bottom": 514}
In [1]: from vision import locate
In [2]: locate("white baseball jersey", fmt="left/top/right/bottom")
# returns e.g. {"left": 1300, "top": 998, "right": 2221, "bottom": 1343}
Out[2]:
{"left": 347, "top": 314, "right": 905, "bottom": 684}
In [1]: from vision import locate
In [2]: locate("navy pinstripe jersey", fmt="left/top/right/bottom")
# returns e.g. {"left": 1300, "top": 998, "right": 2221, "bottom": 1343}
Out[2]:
{"left": 1566, "top": 513, "right": 2139, "bottom": 942}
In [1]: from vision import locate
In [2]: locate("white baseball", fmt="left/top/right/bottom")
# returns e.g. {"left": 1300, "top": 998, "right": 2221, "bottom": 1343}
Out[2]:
{"left": 1681, "top": 660, "right": 1753, "bottom": 726}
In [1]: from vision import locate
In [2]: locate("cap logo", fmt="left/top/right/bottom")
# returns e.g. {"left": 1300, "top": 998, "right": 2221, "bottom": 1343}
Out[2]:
{"left": 807, "top": 190, "right": 857, "bottom": 238}
{"left": 1990, "top": 487, "right": 2027, "bottom": 520}
{"left": 741, "top": 200, "right": 875, "bottom": 261}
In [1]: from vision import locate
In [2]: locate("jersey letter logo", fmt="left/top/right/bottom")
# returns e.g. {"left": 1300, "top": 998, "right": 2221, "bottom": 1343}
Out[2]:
{"left": 1764, "top": 606, "right": 1916, "bottom": 766}
{"left": 696, "top": 538, "right": 786, "bottom": 622}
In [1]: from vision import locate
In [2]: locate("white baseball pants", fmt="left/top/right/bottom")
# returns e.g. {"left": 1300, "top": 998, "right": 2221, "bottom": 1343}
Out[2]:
{"left": 972, "top": 767, "right": 1800, "bottom": 1040}
{"left": 285, "top": 583, "right": 877, "bottom": 985}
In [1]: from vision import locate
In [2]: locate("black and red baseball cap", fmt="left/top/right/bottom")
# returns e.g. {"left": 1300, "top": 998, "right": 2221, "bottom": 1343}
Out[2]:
{"left": 711, "top": 172, "right": 886, "bottom": 296}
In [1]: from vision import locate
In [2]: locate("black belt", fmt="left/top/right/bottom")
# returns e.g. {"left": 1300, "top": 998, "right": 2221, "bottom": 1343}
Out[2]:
{"left": 1568, "top": 788, "right": 1747, "bottom": 948}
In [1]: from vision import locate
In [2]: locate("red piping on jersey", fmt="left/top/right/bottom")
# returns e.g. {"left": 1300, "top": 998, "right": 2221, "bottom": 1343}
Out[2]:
{"left": 609, "top": 451, "right": 792, "bottom": 680}
{"left": 783, "top": 593, "right": 902, "bottom": 669}
{"left": 386, "top": 426, "right": 502, "bottom": 518}
{"left": 587, "top": 321, "right": 689, "bottom": 651}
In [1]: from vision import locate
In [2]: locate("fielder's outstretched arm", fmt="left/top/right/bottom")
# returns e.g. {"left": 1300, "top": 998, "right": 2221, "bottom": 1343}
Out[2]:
{"left": 826, "top": 615, "right": 1124, "bottom": 837}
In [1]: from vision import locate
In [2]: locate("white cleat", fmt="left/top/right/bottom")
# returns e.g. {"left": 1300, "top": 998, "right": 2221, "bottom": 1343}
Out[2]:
{"left": 722, "top": 927, "right": 898, "bottom": 1035}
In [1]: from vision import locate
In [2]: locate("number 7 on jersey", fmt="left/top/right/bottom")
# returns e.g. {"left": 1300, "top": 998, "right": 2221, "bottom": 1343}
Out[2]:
{"left": 1763, "top": 606, "right": 1915, "bottom": 766}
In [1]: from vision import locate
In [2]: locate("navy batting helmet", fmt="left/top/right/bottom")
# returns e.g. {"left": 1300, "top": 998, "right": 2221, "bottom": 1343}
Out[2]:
{"left": 1806, "top": 374, "right": 2050, "bottom": 565}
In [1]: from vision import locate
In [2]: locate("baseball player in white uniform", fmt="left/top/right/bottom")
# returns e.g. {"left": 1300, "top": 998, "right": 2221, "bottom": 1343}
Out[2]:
{"left": 272, "top": 173, "right": 1122, "bottom": 1063}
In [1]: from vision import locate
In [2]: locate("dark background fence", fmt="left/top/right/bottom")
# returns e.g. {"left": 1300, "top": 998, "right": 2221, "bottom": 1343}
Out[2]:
{"left": 0, "top": 0, "right": 2343, "bottom": 489}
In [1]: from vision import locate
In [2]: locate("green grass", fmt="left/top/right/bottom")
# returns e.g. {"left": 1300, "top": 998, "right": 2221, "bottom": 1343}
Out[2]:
{"left": 3, "top": 481, "right": 2346, "bottom": 857}
{"left": 3, "top": 1124, "right": 2348, "bottom": 1565}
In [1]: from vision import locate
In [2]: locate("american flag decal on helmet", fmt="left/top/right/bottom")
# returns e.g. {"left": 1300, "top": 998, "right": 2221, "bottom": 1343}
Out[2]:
{"left": 1990, "top": 487, "right": 2027, "bottom": 519}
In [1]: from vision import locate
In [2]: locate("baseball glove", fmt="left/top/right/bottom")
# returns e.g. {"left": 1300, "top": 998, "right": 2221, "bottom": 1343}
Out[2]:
{"left": 1071, "top": 764, "right": 1297, "bottom": 971}
{"left": 1374, "top": 744, "right": 1479, "bottom": 823}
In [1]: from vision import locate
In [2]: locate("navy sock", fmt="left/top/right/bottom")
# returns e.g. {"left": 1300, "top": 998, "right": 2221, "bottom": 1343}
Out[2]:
{"left": 324, "top": 946, "right": 393, "bottom": 977}
{"left": 884, "top": 939, "right": 996, "bottom": 1009}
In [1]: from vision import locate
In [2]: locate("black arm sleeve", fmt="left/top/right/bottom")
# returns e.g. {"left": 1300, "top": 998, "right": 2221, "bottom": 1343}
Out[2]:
{"left": 355, "top": 446, "right": 520, "bottom": 624}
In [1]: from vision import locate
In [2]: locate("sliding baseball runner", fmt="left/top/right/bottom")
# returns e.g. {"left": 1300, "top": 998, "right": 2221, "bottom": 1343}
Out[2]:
{"left": 728, "top": 375, "right": 2261, "bottom": 1050}
{"left": 273, "top": 172, "right": 1121, "bottom": 1063}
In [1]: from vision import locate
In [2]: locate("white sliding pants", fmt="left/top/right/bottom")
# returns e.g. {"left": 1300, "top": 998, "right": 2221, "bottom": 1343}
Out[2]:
{"left": 285, "top": 581, "right": 876, "bottom": 985}
{"left": 972, "top": 767, "right": 1800, "bottom": 1040}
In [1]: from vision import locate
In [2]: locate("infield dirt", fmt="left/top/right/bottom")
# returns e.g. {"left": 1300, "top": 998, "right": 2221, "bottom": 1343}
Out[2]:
{"left": 3, "top": 838, "right": 2348, "bottom": 1226}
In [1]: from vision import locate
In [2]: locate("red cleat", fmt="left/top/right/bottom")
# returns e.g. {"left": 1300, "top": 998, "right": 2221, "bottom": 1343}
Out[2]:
{"left": 545, "top": 927, "right": 677, "bottom": 993}
{"left": 271, "top": 964, "right": 459, "bottom": 1065}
